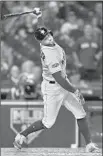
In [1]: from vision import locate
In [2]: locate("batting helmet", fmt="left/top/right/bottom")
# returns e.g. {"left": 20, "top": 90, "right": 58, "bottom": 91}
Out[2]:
{"left": 34, "top": 27, "right": 53, "bottom": 41}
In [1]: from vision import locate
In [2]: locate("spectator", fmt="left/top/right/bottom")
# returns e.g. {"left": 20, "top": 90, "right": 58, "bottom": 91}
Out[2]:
{"left": 32, "top": 66, "right": 42, "bottom": 84}
{"left": 1, "top": 41, "right": 13, "bottom": 80}
{"left": 1, "top": 41, "right": 13, "bottom": 69}
{"left": 32, "top": 66, "right": 42, "bottom": 98}
{"left": 10, "top": 65, "right": 20, "bottom": 86}
{"left": 19, "top": 62, "right": 42, "bottom": 100}
{"left": 6, "top": 65, "right": 20, "bottom": 99}
{"left": 94, "top": 2, "right": 102, "bottom": 29}
{"left": 43, "top": 1, "right": 62, "bottom": 36}
{"left": 73, "top": 24, "right": 102, "bottom": 81}
{"left": 24, "top": 7, "right": 36, "bottom": 33}
{"left": 17, "top": 28, "right": 27, "bottom": 40}
{"left": 48, "top": 1, "right": 59, "bottom": 16}
{"left": 1, "top": 1, "right": 102, "bottom": 91}
{"left": 18, "top": 72, "right": 42, "bottom": 100}
{"left": 91, "top": 17, "right": 102, "bottom": 40}
{"left": 70, "top": 18, "right": 84, "bottom": 41}
{"left": 1, "top": 61, "right": 9, "bottom": 78}
{"left": 57, "top": 2, "right": 67, "bottom": 20}
{"left": 21, "top": 60, "right": 35, "bottom": 74}
{"left": 60, "top": 11, "right": 78, "bottom": 35}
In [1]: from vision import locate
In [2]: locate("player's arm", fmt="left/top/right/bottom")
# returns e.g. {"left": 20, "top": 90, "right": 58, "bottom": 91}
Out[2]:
{"left": 52, "top": 71, "right": 76, "bottom": 93}
{"left": 46, "top": 50, "right": 85, "bottom": 103}
{"left": 52, "top": 71, "right": 85, "bottom": 104}
{"left": 47, "top": 53, "right": 79, "bottom": 93}
{"left": 47, "top": 54, "right": 76, "bottom": 93}
{"left": 33, "top": 8, "right": 45, "bottom": 28}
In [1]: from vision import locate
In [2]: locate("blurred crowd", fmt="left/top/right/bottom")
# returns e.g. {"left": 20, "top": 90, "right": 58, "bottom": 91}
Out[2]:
{"left": 1, "top": 1, "right": 102, "bottom": 100}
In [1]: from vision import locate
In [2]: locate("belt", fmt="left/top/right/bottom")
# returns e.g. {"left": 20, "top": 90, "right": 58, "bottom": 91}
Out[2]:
{"left": 49, "top": 81, "right": 55, "bottom": 84}
{"left": 43, "top": 78, "right": 55, "bottom": 84}
{"left": 45, "top": 76, "right": 67, "bottom": 84}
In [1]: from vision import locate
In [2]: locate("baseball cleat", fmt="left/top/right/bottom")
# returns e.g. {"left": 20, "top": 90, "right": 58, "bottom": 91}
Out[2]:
{"left": 86, "top": 142, "right": 100, "bottom": 152}
{"left": 13, "top": 133, "right": 26, "bottom": 150}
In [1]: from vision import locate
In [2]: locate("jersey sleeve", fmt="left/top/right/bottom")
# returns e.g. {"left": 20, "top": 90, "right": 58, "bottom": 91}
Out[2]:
{"left": 48, "top": 56, "right": 62, "bottom": 74}
{"left": 43, "top": 48, "right": 62, "bottom": 74}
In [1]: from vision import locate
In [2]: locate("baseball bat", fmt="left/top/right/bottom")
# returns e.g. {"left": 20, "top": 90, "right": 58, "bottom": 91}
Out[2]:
{"left": 3, "top": 7, "right": 46, "bottom": 19}
{"left": 3, "top": 11, "right": 33, "bottom": 19}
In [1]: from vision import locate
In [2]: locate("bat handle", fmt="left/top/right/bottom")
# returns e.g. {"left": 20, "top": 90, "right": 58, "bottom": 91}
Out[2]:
{"left": 3, "top": 11, "right": 33, "bottom": 19}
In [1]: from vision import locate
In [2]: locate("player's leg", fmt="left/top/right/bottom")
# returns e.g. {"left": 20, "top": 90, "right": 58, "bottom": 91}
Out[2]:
{"left": 13, "top": 89, "right": 47, "bottom": 149}
{"left": 13, "top": 120, "right": 46, "bottom": 150}
{"left": 13, "top": 118, "right": 47, "bottom": 149}
{"left": 64, "top": 93, "right": 91, "bottom": 144}
{"left": 41, "top": 80, "right": 65, "bottom": 129}
{"left": 64, "top": 92, "right": 99, "bottom": 152}
{"left": 42, "top": 92, "right": 64, "bottom": 128}
{"left": 14, "top": 92, "right": 64, "bottom": 149}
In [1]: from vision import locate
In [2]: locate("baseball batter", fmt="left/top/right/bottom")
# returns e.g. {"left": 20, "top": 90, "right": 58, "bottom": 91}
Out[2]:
{"left": 14, "top": 8, "right": 99, "bottom": 152}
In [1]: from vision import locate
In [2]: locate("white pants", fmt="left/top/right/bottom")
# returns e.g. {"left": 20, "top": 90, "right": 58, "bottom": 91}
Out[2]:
{"left": 41, "top": 79, "right": 86, "bottom": 128}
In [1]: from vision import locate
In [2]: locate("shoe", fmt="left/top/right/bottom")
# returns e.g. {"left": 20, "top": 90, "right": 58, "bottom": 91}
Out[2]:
{"left": 13, "top": 133, "right": 26, "bottom": 150}
{"left": 86, "top": 142, "right": 99, "bottom": 152}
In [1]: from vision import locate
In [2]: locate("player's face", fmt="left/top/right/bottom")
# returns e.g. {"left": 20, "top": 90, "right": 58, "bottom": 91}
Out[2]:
{"left": 42, "top": 33, "right": 54, "bottom": 46}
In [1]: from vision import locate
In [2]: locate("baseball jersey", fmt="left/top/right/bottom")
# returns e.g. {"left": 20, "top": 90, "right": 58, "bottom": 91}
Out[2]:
{"left": 74, "top": 36, "right": 101, "bottom": 69}
{"left": 40, "top": 43, "right": 67, "bottom": 81}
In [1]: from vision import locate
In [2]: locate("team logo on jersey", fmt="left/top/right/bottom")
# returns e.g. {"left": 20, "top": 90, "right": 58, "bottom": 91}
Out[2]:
{"left": 52, "top": 63, "right": 59, "bottom": 68}
{"left": 10, "top": 108, "right": 43, "bottom": 144}
{"left": 41, "top": 30, "right": 45, "bottom": 35}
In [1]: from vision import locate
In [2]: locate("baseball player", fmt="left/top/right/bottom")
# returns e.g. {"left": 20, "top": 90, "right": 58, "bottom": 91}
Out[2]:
{"left": 13, "top": 8, "right": 99, "bottom": 152}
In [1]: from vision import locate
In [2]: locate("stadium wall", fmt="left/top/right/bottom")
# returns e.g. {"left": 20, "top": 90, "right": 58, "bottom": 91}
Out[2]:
{"left": 0, "top": 100, "right": 102, "bottom": 148}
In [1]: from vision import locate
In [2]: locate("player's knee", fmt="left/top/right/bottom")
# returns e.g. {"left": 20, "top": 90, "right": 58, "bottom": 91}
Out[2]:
{"left": 43, "top": 121, "right": 55, "bottom": 129}
{"left": 76, "top": 112, "right": 86, "bottom": 119}
{"left": 42, "top": 118, "right": 56, "bottom": 129}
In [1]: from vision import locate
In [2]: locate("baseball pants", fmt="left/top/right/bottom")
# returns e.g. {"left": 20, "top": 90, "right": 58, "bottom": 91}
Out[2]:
{"left": 41, "top": 79, "right": 86, "bottom": 128}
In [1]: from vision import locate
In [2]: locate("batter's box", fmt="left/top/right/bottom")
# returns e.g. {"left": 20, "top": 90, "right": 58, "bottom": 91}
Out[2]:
{"left": 1, "top": 148, "right": 102, "bottom": 156}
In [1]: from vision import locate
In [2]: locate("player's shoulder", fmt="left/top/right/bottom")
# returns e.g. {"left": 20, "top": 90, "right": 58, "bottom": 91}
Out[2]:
{"left": 41, "top": 44, "right": 57, "bottom": 57}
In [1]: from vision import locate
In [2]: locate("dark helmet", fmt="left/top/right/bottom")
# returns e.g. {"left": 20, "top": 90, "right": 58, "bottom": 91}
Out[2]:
{"left": 34, "top": 27, "right": 53, "bottom": 41}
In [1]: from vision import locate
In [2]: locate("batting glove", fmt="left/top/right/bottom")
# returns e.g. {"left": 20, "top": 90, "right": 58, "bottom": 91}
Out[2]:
{"left": 74, "top": 89, "right": 85, "bottom": 105}
{"left": 32, "top": 8, "right": 42, "bottom": 18}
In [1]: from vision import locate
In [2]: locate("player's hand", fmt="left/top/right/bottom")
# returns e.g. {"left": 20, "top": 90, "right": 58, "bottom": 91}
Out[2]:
{"left": 74, "top": 89, "right": 85, "bottom": 105}
{"left": 32, "top": 8, "right": 42, "bottom": 18}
